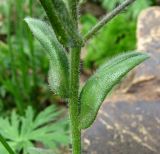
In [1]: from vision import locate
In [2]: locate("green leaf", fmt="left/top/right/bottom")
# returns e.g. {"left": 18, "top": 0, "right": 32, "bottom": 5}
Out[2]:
{"left": 79, "top": 52, "right": 149, "bottom": 129}
{"left": 39, "top": 0, "right": 83, "bottom": 47}
{"left": 0, "top": 144, "right": 8, "bottom": 154}
{"left": 0, "top": 105, "right": 69, "bottom": 153}
{"left": 27, "top": 147, "right": 55, "bottom": 154}
{"left": 24, "top": 17, "right": 69, "bottom": 98}
{"left": 0, "top": 134, "right": 15, "bottom": 154}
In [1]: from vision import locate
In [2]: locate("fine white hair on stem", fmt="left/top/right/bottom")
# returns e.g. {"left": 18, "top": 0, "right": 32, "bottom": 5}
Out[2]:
{"left": 84, "top": 0, "right": 136, "bottom": 41}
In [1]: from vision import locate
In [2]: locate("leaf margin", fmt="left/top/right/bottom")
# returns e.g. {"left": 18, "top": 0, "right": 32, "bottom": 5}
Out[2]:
{"left": 79, "top": 51, "right": 149, "bottom": 129}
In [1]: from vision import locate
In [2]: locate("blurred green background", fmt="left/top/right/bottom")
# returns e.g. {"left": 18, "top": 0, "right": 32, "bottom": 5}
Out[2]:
{"left": 0, "top": 0, "right": 157, "bottom": 153}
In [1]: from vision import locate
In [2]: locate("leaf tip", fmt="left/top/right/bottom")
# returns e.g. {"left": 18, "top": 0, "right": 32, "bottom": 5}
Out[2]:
{"left": 24, "top": 16, "right": 31, "bottom": 23}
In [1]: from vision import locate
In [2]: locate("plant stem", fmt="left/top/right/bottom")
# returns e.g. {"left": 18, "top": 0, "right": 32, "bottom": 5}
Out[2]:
{"left": 68, "top": 0, "right": 78, "bottom": 24}
{"left": 29, "top": 0, "right": 35, "bottom": 80}
{"left": 16, "top": 0, "right": 30, "bottom": 95}
{"left": 7, "top": 0, "right": 24, "bottom": 114}
{"left": 84, "top": 0, "right": 136, "bottom": 41}
{"left": 69, "top": 47, "right": 81, "bottom": 154}
{"left": 28, "top": 0, "right": 37, "bottom": 103}
{"left": 0, "top": 134, "right": 15, "bottom": 154}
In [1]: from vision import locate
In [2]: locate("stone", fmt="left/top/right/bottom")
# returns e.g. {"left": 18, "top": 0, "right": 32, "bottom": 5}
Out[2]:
{"left": 135, "top": 7, "right": 160, "bottom": 83}
{"left": 83, "top": 8, "right": 160, "bottom": 154}
{"left": 83, "top": 100, "right": 160, "bottom": 154}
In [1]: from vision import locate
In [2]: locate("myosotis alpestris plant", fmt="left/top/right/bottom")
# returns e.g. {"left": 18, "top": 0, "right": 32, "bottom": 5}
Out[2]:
{"left": 24, "top": 0, "right": 149, "bottom": 153}
{"left": 0, "top": 0, "right": 149, "bottom": 154}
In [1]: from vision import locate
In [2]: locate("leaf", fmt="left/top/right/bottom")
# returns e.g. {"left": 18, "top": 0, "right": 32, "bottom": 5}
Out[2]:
{"left": 79, "top": 52, "right": 149, "bottom": 129}
{"left": 27, "top": 147, "right": 55, "bottom": 154}
{"left": 39, "top": 0, "right": 83, "bottom": 47}
{"left": 0, "top": 144, "right": 8, "bottom": 154}
{"left": 0, "top": 105, "right": 69, "bottom": 154}
{"left": 24, "top": 17, "right": 69, "bottom": 98}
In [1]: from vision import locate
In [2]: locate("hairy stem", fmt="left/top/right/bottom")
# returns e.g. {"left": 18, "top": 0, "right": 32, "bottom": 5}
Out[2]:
{"left": 68, "top": 0, "right": 78, "bottom": 24}
{"left": 69, "top": 47, "right": 81, "bottom": 154}
{"left": 84, "top": 0, "right": 136, "bottom": 41}
{"left": 0, "top": 134, "right": 15, "bottom": 154}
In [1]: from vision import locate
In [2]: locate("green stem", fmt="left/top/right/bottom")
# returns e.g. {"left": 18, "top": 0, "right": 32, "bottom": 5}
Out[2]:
{"left": 7, "top": 0, "right": 15, "bottom": 84}
{"left": 0, "top": 134, "right": 15, "bottom": 154}
{"left": 16, "top": 0, "right": 29, "bottom": 94}
{"left": 28, "top": 0, "right": 37, "bottom": 101}
{"left": 84, "top": 0, "right": 136, "bottom": 41}
{"left": 7, "top": 0, "right": 24, "bottom": 114}
{"left": 69, "top": 47, "right": 81, "bottom": 154}
{"left": 68, "top": 0, "right": 78, "bottom": 24}
{"left": 29, "top": 0, "right": 34, "bottom": 60}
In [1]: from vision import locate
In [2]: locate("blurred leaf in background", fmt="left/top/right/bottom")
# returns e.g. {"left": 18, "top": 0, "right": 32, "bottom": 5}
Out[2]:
{"left": 0, "top": 0, "right": 60, "bottom": 114}
{"left": 100, "top": 0, "right": 156, "bottom": 18}
{"left": 0, "top": 1, "right": 69, "bottom": 152}
{"left": 0, "top": 105, "right": 69, "bottom": 154}
{"left": 81, "top": 14, "right": 136, "bottom": 68}
{"left": 80, "top": 0, "right": 155, "bottom": 69}
{"left": 27, "top": 147, "right": 55, "bottom": 154}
